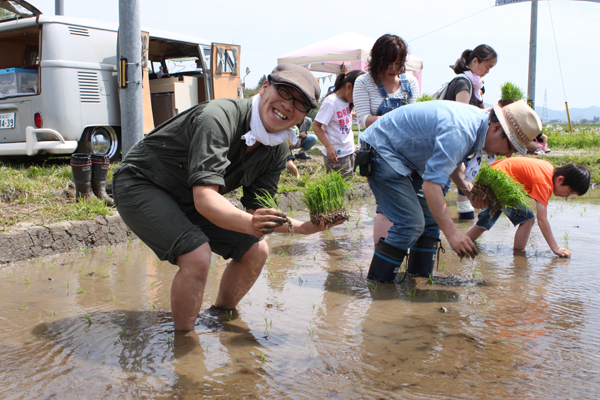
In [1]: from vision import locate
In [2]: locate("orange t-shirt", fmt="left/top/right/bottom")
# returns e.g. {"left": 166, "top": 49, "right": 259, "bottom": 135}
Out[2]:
{"left": 490, "top": 157, "right": 554, "bottom": 207}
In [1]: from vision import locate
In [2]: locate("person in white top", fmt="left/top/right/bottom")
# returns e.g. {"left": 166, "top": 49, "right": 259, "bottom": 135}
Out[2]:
{"left": 313, "top": 70, "right": 365, "bottom": 180}
{"left": 351, "top": 34, "right": 419, "bottom": 244}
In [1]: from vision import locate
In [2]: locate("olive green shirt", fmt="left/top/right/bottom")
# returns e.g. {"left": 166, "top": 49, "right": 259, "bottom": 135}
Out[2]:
{"left": 117, "top": 98, "right": 288, "bottom": 211}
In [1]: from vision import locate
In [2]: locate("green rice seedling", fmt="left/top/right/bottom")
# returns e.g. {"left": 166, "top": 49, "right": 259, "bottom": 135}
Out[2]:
{"left": 298, "top": 276, "right": 303, "bottom": 285}
{"left": 354, "top": 262, "right": 364, "bottom": 278}
{"left": 481, "top": 295, "right": 489, "bottom": 305}
{"left": 473, "top": 160, "right": 531, "bottom": 214}
{"left": 441, "top": 260, "right": 446, "bottom": 272}
{"left": 17, "top": 304, "right": 28, "bottom": 311}
{"left": 301, "top": 171, "right": 352, "bottom": 226}
{"left": 260, "top": 352, "right": 266, "bottom": 361}
{"left": 150, "top": 302, "right": 156, "bottom": 310}
{"left": 76, "top": 287, "right": 85, "bottom": 294}
{"left": 499, "top": 82, "right": 525, "bottom": 104}
{"left": 83, "top": 314, "right": 92, "bottom": 325}
{"left": 120, "top": 326, "right": 129, "bottom": 335}
{"left": 6, "top": 271, "right": 12, "bottom": 278}
{"left": 22, "top": 276, "right": 31, "bottom": 285}
{"left": 49, "top": 263, "right": 56, "bottom": 270}
{"left": 307, "top": 320, "right": 315, "bottom": 335}
{"left": 472, "top": 266, "right": 482, "bottom": 279}
{"left": 78, "top": 246, "right": 89, "bottom": 255}
{"left": 255, "top": 189, "right": 293, "bottom": 232}
{"left": 105, "top": 272, "right": 110, "bottom": 277}
{"left": 105, "top": 247, "right": 113, "bottom": 257}
{"left": 49, "top": 308, "right": 56, "bottom": 316}
{"left": 225, "top": 310, "right": 233, "bottom": 322}
{"left": 428, "top": 275, "right": 434, "bottom": 286}
{"left": 161, "top": 333, "right": 173, "bottom": 346}
{"left": 417, "top": 93, "right": 435, "bottom": 102}
{"left": 104, "top": 293, "right": 116, "bottom": 301}
{"left": 75, "top": 265, "right": 83, "bottom": 273}
{"left": 368, "top": 281, "right": 377, "bottom": 294}
{"left": 434, "top": 291, "right": 439, "bottom": 301}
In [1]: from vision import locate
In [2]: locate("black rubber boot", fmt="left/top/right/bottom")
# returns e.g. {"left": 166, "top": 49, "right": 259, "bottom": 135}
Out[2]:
{"left": 91, "top": 154, "right": 114, "bottom": 206}
{"left": 407, "top": 236, "right": 441, "bottom": 278}
{"left": 70, "top": 153, "right": 97, "bottom": 201}
{"left": 367, "top": 238, "right": 407, "bottom": 283}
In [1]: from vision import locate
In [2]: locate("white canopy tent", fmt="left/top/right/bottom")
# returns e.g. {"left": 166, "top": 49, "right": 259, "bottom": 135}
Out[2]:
{"left": 277, "top": 31, "right": 423, "bottom": 93}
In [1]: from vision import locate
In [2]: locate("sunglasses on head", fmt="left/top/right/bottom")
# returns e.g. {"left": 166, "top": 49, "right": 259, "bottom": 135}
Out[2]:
{"left": 269, "top": 79, "right": 311, "bottom": 113}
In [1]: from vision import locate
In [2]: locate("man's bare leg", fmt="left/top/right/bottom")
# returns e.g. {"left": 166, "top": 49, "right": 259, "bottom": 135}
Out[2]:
{"left": 514, "top": 219, "right": 535, "bottom": 250}
{"left": 373, "top": 213, "right": 393, "bottom": 245}
{"left": 215, "top": 240, "right": 269, "bottom": 309}
{"left": 172, "top": 243, "right": 212, "bottom": 331}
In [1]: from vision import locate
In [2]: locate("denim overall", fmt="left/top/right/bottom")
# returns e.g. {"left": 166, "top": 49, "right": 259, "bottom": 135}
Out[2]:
{"left": 374, "top": 73, "right": 412, "bottom": 214}
{"left": 375, "top": 73, "right": 412, "bottom": 116}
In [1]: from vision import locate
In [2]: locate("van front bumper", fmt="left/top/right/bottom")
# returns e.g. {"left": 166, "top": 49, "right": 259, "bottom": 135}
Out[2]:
{"left": 0, "top": 126, "right": 78, "bottom": 156}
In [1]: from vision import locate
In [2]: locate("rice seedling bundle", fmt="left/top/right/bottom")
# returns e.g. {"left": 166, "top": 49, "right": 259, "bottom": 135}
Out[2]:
{"left": 301, "top": 171, "right": 351, "bottom": 225}
{"left": 472, "top": 162, "right": 531, "bottom": 214}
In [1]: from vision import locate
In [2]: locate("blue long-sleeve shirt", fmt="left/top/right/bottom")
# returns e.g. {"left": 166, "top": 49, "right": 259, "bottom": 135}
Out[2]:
{"left": 360, "top": 100, "right": 490, "bottom": 187}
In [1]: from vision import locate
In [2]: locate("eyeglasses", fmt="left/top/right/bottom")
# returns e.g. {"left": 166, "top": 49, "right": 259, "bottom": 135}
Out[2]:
{"left": 270, "top": 81, "right": 311, "bottom": 113}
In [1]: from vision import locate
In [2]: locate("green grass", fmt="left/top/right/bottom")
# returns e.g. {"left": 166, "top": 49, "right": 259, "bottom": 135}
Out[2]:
{"left": 544, "top": 124, "right": 600, "bottom": 150}
{"left": 300, "top": 171, "right": 351, "bottom": 215}
{"left": 535, "top": 153, "right": 600, "bottom": 184}
{"left": 0, "top": 157, "right": 114, "bottom": 229}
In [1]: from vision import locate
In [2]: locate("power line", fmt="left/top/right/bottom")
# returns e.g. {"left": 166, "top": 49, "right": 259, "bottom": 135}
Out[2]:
{"left": 408, "top": 6, "right": 496, "bottom": 43}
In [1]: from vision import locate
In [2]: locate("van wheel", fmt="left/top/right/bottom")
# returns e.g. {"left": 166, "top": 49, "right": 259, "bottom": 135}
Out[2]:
{"left": 76, "top": 126, "right": 121, "bottom": 162}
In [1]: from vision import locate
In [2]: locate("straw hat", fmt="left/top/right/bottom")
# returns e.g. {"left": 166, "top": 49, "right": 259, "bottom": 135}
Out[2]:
{"left": 492, "top": 100, "right": 542, "bottom": 155}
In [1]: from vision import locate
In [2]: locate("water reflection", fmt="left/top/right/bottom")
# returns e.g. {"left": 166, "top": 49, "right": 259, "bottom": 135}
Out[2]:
{"left": 0, "top": 193, "right": 599, "bottom": 398}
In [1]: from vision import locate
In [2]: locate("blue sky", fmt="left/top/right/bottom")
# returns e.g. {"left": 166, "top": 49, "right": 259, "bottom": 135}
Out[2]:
{"left": 30, "top": 0, "right": 600, "bottom": 110}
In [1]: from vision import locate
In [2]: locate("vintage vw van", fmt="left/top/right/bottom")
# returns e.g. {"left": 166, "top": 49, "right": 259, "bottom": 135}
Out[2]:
{"left": 0, "top": 0, "right": 241, "bottom": 161}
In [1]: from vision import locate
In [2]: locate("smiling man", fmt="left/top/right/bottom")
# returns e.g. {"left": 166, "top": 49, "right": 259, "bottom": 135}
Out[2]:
{"left": 358, "top": 99, "right": 542, "bottom": 282}
{"left": 112, "top": 64, "right": 338, "bottom": 331}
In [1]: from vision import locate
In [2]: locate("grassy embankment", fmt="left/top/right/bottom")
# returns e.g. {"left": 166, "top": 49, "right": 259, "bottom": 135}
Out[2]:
{"left": 0, "top": 124, "right": 598, "bottom": 230}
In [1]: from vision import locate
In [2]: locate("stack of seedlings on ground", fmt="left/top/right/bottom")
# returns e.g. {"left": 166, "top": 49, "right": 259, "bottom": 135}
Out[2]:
{"left": 301, "top": 171, "right": 351, "bottom": 226}
{"left": 255, "top": 189, "right": 293, "bottom": 233}
{"left": 472, "top": 160, "right": 531, "bottom": 214}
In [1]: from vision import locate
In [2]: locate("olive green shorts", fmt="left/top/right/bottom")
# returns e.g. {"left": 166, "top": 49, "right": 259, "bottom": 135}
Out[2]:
{"left": 112, "top": 165, "right": 260, "bottom": 265}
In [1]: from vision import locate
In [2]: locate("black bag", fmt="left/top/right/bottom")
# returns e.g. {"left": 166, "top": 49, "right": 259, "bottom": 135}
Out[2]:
{"left": 355, "top": 148, "right": 372, "bottom": 177}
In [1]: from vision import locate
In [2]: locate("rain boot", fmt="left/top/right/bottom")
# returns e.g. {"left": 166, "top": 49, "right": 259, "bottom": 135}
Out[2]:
{"left": 91, "top": 154, "right": 114, "bottom": 206}
{"left": 367, "top": 238, "right": 407, "bottom": 283}
{"left": 407, "top": 236, "right": 441, "bottom": 278}
{"left": 70, "top": 153, "right": 97, "bottom": 201}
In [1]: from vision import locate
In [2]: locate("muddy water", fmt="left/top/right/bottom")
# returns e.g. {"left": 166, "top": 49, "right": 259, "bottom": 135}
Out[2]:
{"left": 1, "top": 192, "right": 600, "bottom": 399}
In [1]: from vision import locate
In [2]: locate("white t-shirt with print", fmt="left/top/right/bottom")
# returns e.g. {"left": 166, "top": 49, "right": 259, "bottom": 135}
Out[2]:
{"left": 314, "top": 94, "right": 355, "bottom": 158}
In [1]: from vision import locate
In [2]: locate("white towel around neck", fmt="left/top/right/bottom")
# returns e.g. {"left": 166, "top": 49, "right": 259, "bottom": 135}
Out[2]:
{"left": 241, "top": 94, "right": 297, "bottom": 147}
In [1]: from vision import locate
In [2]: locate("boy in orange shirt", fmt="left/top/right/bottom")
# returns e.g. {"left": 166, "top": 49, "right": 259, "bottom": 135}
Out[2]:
{"left": 466, "top": 157, "right": 590, "bottom": 257}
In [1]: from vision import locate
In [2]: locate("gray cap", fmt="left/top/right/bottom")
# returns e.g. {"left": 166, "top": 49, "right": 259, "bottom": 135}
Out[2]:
{"left": 268, "top": 64, "right": 320, "bottom": 109}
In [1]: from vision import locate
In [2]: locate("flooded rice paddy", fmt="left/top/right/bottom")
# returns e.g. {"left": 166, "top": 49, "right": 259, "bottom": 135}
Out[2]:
{"left": 1, "top": 191, "right": 600, "bottom": 399}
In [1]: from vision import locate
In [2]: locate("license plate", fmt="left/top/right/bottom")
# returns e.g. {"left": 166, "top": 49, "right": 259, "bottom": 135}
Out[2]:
{"left": 0, "top": 113, "right": 15, "bottom": 129}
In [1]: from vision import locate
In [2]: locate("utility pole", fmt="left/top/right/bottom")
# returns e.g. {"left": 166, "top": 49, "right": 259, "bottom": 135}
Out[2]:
{"left": 527, "top": 0, "right": 538, "bottom": 109}
{"left": 118, "top": 0, "right": 143, "bottom": 157}
{"left": 542, "top": 90, "right": 548, "bottom": 123}
{"left": 55, "top": 0, "right": 64, "bottom": 15}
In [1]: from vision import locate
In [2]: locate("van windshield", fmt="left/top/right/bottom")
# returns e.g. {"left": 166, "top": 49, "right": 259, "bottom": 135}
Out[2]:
{"left": 0, "top": 1, "right": 40, "bottom": 22}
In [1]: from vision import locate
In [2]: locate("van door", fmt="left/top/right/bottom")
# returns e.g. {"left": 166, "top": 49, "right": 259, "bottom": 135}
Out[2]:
{"left": 210, "top": 43, "right": 241, "bottom": 99}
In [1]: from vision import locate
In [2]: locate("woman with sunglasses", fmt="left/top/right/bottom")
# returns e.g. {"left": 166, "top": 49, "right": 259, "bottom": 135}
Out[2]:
{"left": 112, "top": 64, "right": 345, "bottom": 332}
